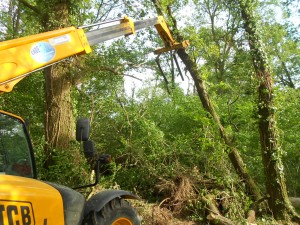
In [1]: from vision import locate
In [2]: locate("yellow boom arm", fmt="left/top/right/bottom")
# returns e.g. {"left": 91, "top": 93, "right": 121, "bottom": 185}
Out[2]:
{"left": 0, "top": 27, "right": 91, "bottom": 92}
{"left": 0, "top": 16, "right": 188, "bottom": 93}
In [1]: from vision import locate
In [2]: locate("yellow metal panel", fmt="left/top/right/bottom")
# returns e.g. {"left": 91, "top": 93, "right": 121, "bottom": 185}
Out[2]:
{"left": 0, "top": 175, "right": 65, "bottom": 225}
{"left": 154, "top": 16, "right": 176, "bottom": 47}
{"left": 0, "top": 110, "right": 25, "bottom": 122}
{"left": 121, "top": 16, "right": 136, "bottom": 35}
{"left": 0, "top": 27, "right": 91, "bottom": 92}
{"left": 154, "top": 40, "right": 190, "bottom": 55}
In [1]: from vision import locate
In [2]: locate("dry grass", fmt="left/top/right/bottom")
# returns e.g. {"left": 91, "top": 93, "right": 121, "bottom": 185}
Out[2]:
{"left": 138, "top": 203, "right": 197, "bottom": 225}
{"left": 155, "top": 175, "right": 197, "bottom": 215}
{"left": 131, "top": 171, "right": 200, "bottom": 225}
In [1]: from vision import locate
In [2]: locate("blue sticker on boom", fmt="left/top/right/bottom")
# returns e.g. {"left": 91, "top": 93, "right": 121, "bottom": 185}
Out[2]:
{"left": 30, "top": 42, "right": 56, "bottom": 63}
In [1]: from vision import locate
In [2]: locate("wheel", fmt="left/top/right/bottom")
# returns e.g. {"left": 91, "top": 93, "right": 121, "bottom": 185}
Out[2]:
{"left": 90, "top": 198, "right": 141, "bottom": 225}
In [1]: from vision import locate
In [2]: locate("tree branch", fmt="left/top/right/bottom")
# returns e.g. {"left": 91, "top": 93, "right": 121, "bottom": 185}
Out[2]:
{"left": 17, "top": 0, "right": 40, "bottom": 15}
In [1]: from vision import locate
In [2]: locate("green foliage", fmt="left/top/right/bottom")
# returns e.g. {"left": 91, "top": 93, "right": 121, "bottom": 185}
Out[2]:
{"left": 0, "top": 0, "right": 40, "bottom": 39}
{"left": 35, "top": 143, "right": 90, "bottom": 187}
{"left": 276, "top": 88, "right": 300, "bottom": 196}
{"left": 0, "top": 72, "right": 45, "bottom": 144}
{"left": 82, "top": 84, "right": 239, "bottom": 202}
{"left": 262, "top": 22, "right": 300, "bottom": 88}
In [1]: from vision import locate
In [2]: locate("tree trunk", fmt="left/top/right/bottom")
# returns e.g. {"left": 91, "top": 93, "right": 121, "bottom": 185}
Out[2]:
{"left": 237, "top": 0, "right": 300, "bottom": 221}
{"left": 42, "top": 2, "right": 75, "bottom": 167}
{"left": 44, "top": 63, "right": 74, "bottom": 166}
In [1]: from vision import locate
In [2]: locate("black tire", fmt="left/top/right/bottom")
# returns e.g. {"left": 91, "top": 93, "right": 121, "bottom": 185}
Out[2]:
{"left": 91, "top": 198, "right": 141, "bottom": 225}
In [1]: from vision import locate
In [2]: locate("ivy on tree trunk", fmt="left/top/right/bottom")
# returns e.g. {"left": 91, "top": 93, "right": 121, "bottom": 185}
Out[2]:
{"left": 237, "top": 0, "right": 300, "bottom": 222}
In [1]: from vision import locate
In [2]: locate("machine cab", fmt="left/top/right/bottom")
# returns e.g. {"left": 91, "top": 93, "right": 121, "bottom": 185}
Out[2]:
{"left": 0, "top": 110, "right": 36, "bottom": 178}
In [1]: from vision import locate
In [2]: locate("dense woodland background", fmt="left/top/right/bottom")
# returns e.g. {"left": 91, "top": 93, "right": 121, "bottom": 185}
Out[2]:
{"left": 1, "top": 0, "right": 300, "bottom": 224}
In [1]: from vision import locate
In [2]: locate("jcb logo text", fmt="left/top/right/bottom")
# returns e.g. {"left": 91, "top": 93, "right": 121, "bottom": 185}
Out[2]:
{"left": 0, "top": 201, "right": 34, "bottom": 225}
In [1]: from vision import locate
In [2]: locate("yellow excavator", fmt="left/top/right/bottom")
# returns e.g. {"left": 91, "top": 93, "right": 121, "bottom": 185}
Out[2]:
{"left": 0, "top": 16, "right": 189, "bottom": 225}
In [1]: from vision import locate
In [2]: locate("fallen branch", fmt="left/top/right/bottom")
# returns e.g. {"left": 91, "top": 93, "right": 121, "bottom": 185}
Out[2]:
{"left": 207, "top": 213, "right": 235, "bottom": 225}
{"left": 201, "top": 194, "right": 235, "bottom": 225}
{"left": 246, "top": 210, "right": 256, "bottom": 224}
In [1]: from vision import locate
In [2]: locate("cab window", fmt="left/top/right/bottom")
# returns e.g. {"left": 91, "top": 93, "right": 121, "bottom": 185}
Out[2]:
{"left": 0, "top": 112, "right": 34, "bottom": 178}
